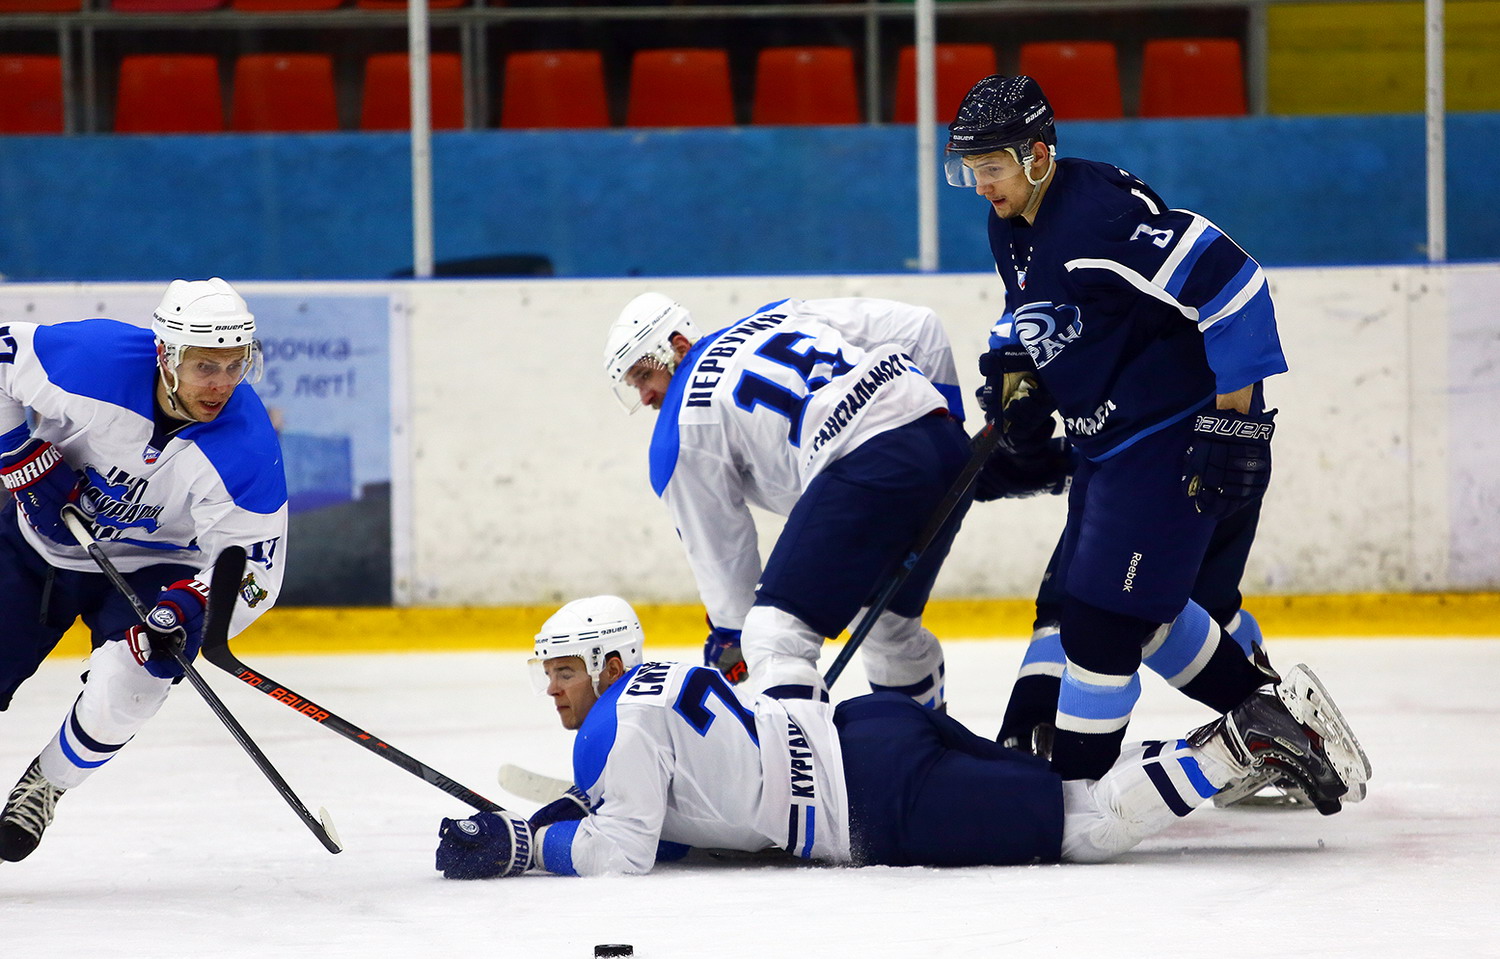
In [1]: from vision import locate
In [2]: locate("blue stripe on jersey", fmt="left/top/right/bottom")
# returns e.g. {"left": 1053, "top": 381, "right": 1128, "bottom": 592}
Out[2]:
{"left": 182, "top": 386, "right": 288, "bottom": 514}
{"left": 540, "top": 819, "right": 581, "bottom": 876}
{"left": 1142, "top": 601, "right": 1214, "bottom": 679}
{"left": 649, "top": 332, "right": 725, "bottom": 497}
{"left": 1162, "top": 223, "right": 1224, "bottom": 299}
{"left": 1197, "top": 259, "right": 1260, "bottom": 325}
{"left": 572, "top": 664, "right": 640, "bottom": 792}
{"left": 32, "top": 319, "right": 157, "bottom": 417}
{"left": 801, "top": 806, "right": 817, "bottom": 859}
{"left": 1200, "top": 284, "right": 1288, "bottom": 394}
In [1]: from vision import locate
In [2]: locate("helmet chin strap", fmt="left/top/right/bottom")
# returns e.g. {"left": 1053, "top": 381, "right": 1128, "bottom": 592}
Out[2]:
{"left": 157, "top": 347, "right": 192, "bottom": 419}
{"left": 1017, "top": 148, "right": 1055, "bottom": 220}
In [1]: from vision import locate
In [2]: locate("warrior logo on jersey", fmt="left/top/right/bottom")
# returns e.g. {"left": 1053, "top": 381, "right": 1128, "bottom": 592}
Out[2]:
{"left": 77, "top": 466, "right": 164, "bottom": 537}
{"left": 1013, "top": 301, "right": 1084, "bottom": 369}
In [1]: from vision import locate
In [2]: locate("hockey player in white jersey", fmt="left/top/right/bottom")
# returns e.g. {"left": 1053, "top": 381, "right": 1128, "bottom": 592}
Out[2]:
{"left": 432, "top": 596, "right": 1370, "bottom": 879}
{"left": 604, "top": 293, "right": 971, "bottom": 706}
{"left": 0, "top": 277, "right": 288, "bottom": 862}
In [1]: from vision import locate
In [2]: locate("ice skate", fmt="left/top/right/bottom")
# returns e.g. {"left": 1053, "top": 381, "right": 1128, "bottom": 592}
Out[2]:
{"left": 0, "top": 758, "right": 66, "bottom": 862}
{"left": 1191, "top": 664, "right": 1367, "bottom": 816}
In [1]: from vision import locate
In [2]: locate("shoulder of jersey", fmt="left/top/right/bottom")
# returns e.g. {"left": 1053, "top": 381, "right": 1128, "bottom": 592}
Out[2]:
{"left": 31, "top": 319, "right": 157, "bottom": 414}
{"left": 189, "top": 384, "right": 288, "bottom": 514}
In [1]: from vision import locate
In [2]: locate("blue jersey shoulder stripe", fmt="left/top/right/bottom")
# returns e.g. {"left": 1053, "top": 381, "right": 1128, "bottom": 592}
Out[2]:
{"left": 1198, "top": 259, "right": 1262, "bottom": 325}
{"left": 648, "top": 331, "right": 726, "bottom": 498}
{"left": 180, "top": 385, "right": 288, "bottom": 515}
{"left": 1162, "top": 223, "right": 1224, "bottom": 299}
{"left": 572, "top": 663, "right": 640, "bottom": 792}
{"left": 33, "top": 319, "right": 157, "bottom": 417}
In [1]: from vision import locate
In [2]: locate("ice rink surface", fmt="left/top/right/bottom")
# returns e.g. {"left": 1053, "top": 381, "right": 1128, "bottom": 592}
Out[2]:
{"left": 2, "top": 636, "right": 1497, "bottom": 958}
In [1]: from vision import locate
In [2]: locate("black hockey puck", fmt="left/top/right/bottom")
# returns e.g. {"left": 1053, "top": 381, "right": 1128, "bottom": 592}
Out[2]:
{"left": 594, "top": 946, "right": 633, "bottom": 958}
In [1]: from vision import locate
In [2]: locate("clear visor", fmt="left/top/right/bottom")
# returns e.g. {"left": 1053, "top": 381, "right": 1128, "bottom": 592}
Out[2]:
{"left": 171, "top": 342, "right": 264, "bottom": 388}
{"left": 944, "top": 149, "right": 1034, "bottom": 188}
{"left": 528, "top": 655, "right": 594, "bottom": 694}
{"left": 610, "top": 354, "right": 669, "bottom": 413}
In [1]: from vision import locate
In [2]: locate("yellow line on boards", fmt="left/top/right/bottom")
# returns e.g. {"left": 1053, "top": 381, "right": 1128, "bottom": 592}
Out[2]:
{"left": 44, "top": 592, "right": 1500, "bottom": 660}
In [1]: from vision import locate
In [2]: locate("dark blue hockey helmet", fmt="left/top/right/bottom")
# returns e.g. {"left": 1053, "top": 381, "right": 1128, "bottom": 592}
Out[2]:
{"left": 945, "top": 75, "right": 1057, "bottom": 186}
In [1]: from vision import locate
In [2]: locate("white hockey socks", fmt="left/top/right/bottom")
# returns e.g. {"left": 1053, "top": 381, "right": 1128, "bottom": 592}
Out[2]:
{"left": 38, "top": 641, "right": 173, "bottom": 790}
{"left": 741, "top": 605, "right": 829, "bottom": 701}
{"left": 1060, "top": 738, "right": 1241, "bottom": 864}
{"left": 857, "top": 609, "right": 945, "bottom": 709}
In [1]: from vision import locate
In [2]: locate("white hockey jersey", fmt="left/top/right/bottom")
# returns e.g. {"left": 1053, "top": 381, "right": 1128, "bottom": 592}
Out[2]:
{"left": 648, "top": 297, "right": 963, "bottom": 631}
{"left": 0, "top": 319, "right": 288, "bottom": 637}
{"left": 535, "top": 661, "right": 850, "bottom": 876}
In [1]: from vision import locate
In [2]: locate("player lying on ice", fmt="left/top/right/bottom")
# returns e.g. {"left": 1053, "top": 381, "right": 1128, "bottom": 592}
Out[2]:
{"left": 434, "top": 595, "right": 1370, "bottom": 879}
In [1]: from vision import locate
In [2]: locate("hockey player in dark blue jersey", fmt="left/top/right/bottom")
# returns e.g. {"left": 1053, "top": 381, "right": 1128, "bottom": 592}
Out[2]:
{"left": 946, "top": 75, "right": 1300, "bottom": 785}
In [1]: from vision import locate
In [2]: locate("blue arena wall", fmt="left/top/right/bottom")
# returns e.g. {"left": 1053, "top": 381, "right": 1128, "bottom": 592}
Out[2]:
{"left": 0, "top": 113, "right": 1495, "bottom": 282}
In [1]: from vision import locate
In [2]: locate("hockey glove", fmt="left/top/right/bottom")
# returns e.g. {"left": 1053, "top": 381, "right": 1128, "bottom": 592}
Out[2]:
{"left": 704, "top": 622, "right": 747, "bottom": 684}
{"left": 977, "top": 347, "right": 1056, "bottom": 456}
{"left": 974, "top": 437, "right": 1074, "bottom": 502}
{"left": 1182, "top": 408, "right": 1276, "bottom": 519}
{"left": 0, "top": 433, "right": 83, "bottom": 547}
{"left": 436, "top": 811, "right": 534, "bottom": 880}
{"left": 126, "top": 579, "right": 211, "bottom": 681}
{"left": 526, "top": 785, "right": 591, "bottom": 831}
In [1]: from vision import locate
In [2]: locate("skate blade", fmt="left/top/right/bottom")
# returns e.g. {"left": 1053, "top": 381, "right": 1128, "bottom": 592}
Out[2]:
{"left": 1213, "top": 769, "right": 1317, "bottom": 810}
{"left": 1277, "top": 664, "right": 1372, "bottom": 800}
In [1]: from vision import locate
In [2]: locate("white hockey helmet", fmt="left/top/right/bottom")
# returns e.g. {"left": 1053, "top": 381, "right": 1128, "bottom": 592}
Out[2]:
{"left": 152, "top": 277, "right": 264, "bottom": 390}
{"left": 603, "top": 292, "right": 701, "bottom": 412}
{"left": 530, "top": 595, "right": 645, "bottom": 692}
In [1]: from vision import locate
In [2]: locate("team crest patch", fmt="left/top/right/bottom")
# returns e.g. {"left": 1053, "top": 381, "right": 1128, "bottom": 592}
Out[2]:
{"left": 143, "top": 445, "right": 162, "bottom": 464}
{"left": 240, "top": 573, "right": 269, "bottom": 608}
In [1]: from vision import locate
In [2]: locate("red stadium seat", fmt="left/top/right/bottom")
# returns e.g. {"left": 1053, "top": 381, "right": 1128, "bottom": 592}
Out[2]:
{"left": 752, "top": 46, "right": 860, "bottom": 125}
{"left": 627, "top": 48, "right": 734, "bottom": 127}
{"left": 1139, "top": 38, "right": 1247, "bottom": 117}
{"left": 231, "top": 0, "right": 343, "bottom": 11}
{"left": 230, "top": 54, "right": 339, "bottom": 131}
{"left": 360, "top": 52, "right": 464, "bottom": 130}
{"left": 355, "top": 0, "right": 465, "bottom": 10}
{"left": 0, "top": 55, "right": 63, "bottom": 134}
{"left": 1017, "top": 41, "right": 1122, "bottom": 120}
{"left": 892, "top": 43, "right": 996, "bottom": 123}
{"left": 115, "top": 54, "right": 224, "bottom": 133}
{"left": 111, "top": 0, "right": 225, "bottom": 11}
{"left": 0, "top": 0, "right": 81, "bottom": 11}
{"left": 500, "top": 50, "right": 609, "bottom": 129}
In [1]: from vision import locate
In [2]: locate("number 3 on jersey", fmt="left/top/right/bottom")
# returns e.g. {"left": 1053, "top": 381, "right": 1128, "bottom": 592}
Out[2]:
{"left": 732, "top": 331, "right": 854, "bottom": 444}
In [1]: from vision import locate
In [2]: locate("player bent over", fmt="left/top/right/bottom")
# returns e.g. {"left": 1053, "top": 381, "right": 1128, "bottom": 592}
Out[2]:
{"left": 0, "top": 278, "right": 288, "bottom": 862}
{"left": 433, "top": 596, "right": 1370, "bottom": 879}
{"left": 605, "top": 293, "right": 970, "bottom": 707}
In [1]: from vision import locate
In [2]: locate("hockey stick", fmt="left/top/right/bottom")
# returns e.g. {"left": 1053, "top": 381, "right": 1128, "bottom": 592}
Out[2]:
{"left": 198, "top": 597, "right": 505, "bottom": 815}
{"left": 822, "top": 421, "right": 1003, "bottom": 688}
{"left": 61, "top": 508, "right": 342, "bottom": 854}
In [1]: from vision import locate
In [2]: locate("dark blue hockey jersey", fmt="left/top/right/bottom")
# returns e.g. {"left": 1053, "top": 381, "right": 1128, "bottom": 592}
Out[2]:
{"left": 985, "top": 158, "right": 1287, "bottom": 461}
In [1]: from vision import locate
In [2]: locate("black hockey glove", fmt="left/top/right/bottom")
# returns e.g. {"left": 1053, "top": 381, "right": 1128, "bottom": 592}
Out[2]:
{"left": 436, "top": 811, "right": 534, "bottom": 880}
{"left": 974, "top": 437, "right": 1074, "bottom": 502}
{"left": 1182, "top": 408, "right": 1276, "bottom": 518}
{"left": 976, "top": 346, "right": 1055, "bottom": 456}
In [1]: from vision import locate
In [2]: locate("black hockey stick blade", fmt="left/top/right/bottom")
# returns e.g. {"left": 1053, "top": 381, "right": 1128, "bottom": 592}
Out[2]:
{"left": 822, "top": 421, "right": 1003, "bottom": 688}
{"left": 200, "top": 584, "right": 505, "bottom": 815}
{"left": 61, "top": 512, "right": 341, "bottom": 854}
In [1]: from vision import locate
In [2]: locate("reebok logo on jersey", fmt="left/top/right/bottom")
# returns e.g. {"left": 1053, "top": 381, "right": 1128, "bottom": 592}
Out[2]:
{"left": 1122, "top": 551, "right": 1144, "bottom": 592}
